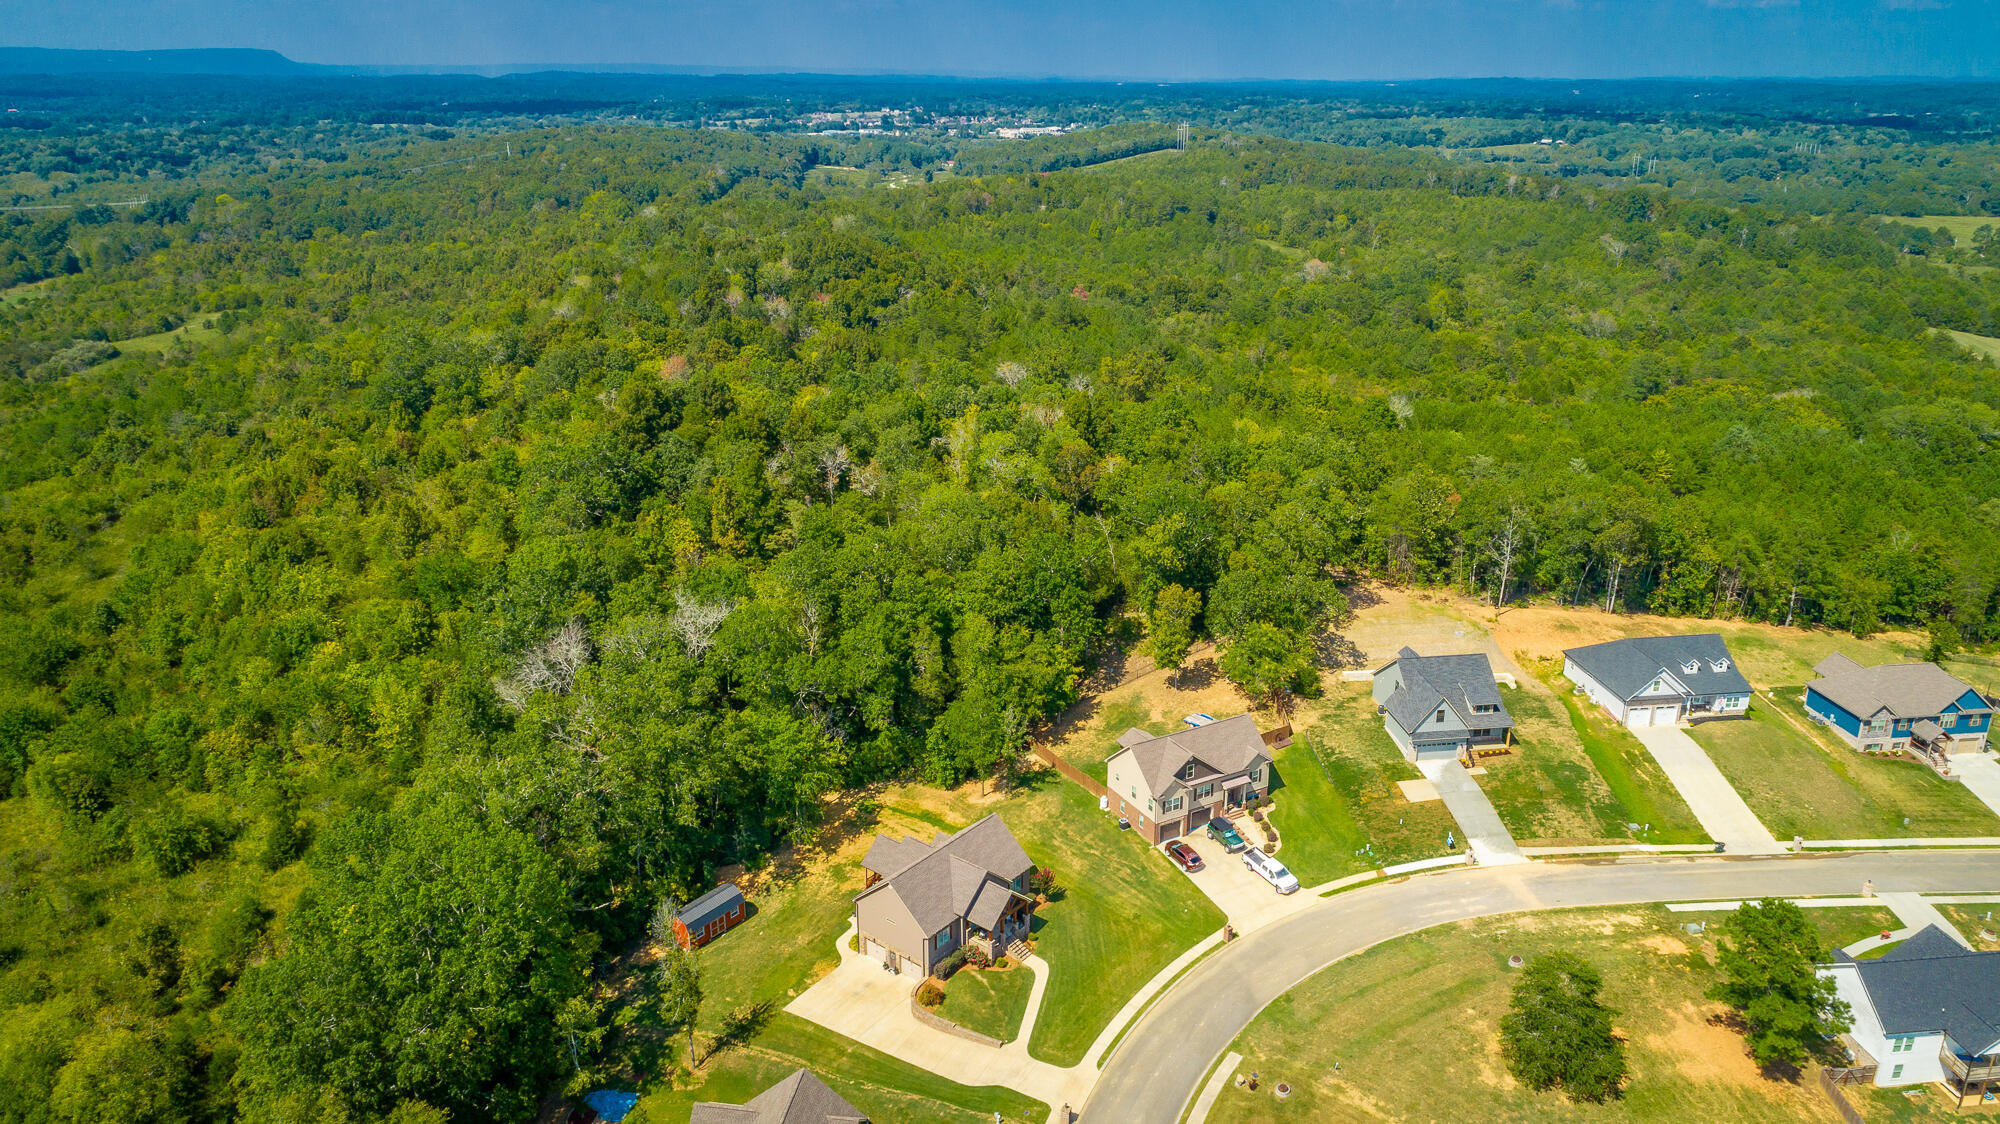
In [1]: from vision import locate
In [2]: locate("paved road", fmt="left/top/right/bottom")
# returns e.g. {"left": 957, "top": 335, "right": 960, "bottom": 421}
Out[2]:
{"left": 1082, "top": 850, "right": 2000, "bottom": 1123}
{"left": 1416, "top": 758, "right": 1525, "bottom": 865}
{"left": 1631, "top": 725, "right": 1784, "bottom": 852}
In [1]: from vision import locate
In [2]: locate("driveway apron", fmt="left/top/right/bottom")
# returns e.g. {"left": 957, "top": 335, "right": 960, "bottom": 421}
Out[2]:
{"left": 1629, "top": 725, "right": 1783, "bottom": 853}
{"left": 1415, "top": 758, "right": 1526, "bottom": 866}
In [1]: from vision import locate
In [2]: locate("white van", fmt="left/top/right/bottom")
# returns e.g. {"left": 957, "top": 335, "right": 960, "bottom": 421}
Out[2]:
{"left": 1243, "top": 849, "right": 1299, "bottom": 894}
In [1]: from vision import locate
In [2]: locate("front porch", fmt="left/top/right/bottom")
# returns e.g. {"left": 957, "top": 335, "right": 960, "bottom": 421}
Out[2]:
{"left": 964, "top": 894, "right": 1037, "bottom": 963}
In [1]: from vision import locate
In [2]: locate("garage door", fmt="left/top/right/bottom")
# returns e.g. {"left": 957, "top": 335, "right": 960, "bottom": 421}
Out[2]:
{"left": 1627, "top": 705, "right": 1676, "bottom": 729}
{"left": 1188, "top": 806, "right": 1212, "bottom": 832}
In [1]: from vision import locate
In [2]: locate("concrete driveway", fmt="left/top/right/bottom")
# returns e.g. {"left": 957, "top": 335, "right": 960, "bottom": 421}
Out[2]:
{"left": 1172, "top": 832, "right": 1313, "bottom": 933}
{"left": 1415, "top": 758, "right": 1526, "bottom": 865}
{"left": 784, "top": 922, "right": 1083, "bottom": 1113}
{"left": 1951, "top": 752, "right": 2000, "bottom": 822}
{"left": 1630, "top": 725, "right": 1783, "bottom": 853}
{"left": 1085, "top": 850, "right": 2000, "bottom": 1123}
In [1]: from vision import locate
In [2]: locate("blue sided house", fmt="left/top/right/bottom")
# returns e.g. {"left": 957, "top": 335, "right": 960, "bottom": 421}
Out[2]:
{"left": 1805, "top": 653, "right": 1992, "bottom": 757}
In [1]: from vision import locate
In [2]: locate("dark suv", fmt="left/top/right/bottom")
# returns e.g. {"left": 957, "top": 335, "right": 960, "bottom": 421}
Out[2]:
{"left": 1206, "top": 819, "right": 1247, "bottom": 852}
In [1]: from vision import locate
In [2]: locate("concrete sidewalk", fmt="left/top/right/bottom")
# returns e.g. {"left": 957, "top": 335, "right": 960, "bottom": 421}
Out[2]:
{"left": 1417, "top": 758, "right": 1526, "bottom": 866}
{"left": 1630, "top": 725, "right": 1783, "bottom": 853}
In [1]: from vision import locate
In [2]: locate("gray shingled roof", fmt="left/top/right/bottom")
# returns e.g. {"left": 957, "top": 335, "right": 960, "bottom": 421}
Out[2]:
{"left": 1808, "top": 656, "right": 1990, "bottom": 721}
{"left": 1109, "top": 714, "right": 1270, "bottom": 797}
{"left": 1562, "top": 634, "right": 1751, "bottom": 699}
{"left": 1380, "top": 647, "right": 1514, "bottom": 735}
{"left": 853, "top": 814, "right": 1034, "bottom": 936}
{"left": 1850, "top": 926, "right": 2000, "bottom": 1052}
{"left": 676, "top": 883, "right": 744, "bottom": 932}
{"left": 689, "top": 1068, "right": 868, "bottom": 1124}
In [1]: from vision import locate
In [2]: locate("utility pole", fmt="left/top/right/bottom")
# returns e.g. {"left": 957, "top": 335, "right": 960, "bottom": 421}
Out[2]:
{"left": 1177, "top": 123, "right": 1189, "bottom": 151}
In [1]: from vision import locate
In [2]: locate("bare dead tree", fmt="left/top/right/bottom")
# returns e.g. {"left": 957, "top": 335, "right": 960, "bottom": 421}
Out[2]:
{"left": 1486, "top": 507, "right": 1529, "bottom": 608}
{"left": 1387, "top": 393, "right": 1414, "bottom": 429}
{"left": 671, "top": 589, "right": 734, "bottom": 661}
{"left": 494, "top": 619, "right": 594, "bottom": 710}
{"left": 817, "top": 445, "right": 853, "bottom": 494}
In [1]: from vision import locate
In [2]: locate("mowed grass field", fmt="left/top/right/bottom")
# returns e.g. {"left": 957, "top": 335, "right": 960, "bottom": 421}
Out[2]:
{"left": 1941, "top": 328, "right": 2000, "bottom": 364}
{"left": 1876, "top": 213, "right": 1996, "bottom": 247}
{"left": 1207, "top": 905, "right": 1885, "bottom": 1124}
{"left": 1691, "top": 701, "right": 2000, "bottom": 840}
{"left": 1480, "top": 678, "right": 1668, "bottom": 845}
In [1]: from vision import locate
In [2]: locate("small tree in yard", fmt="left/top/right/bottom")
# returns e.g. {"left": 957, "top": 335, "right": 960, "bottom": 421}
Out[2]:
{"left": 1218, "top": 622, "right": 1318, "bottom": 711}
{"left": 656, "top": 943, "right": 704, "bottom": 1067}
{"left": 1709, "top": 898, "right": 1851, "bottom": 1066}
{"left": 1500, "top": 952, "right": 1627, "bottom": 1102}
{"left": 1146, "top": 584, "right": 1202, "bottom": 687}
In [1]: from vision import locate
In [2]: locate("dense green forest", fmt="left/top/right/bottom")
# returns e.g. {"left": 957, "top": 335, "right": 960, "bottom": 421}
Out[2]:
{"left": 3, "top": 108, "right": 2000, "bottom": 1122}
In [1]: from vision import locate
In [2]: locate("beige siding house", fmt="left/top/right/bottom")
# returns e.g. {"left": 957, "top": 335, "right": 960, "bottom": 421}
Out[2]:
{"left": 852, "top": 814, "right": 1035, "bottom": 976}
{"left": 1104, "top": 715, "right": 1272, "bottom": 844}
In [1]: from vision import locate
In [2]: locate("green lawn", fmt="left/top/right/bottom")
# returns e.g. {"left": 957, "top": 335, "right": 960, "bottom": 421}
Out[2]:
{"left": 1876, "top": 214, "right": 1996, "bottom": 248}
{"left": 632, "top": 1015, "right": 1045, "bottom": 1124}
{"left": 1936, "top": 904, "right": 2000, "bottom": 950}
{"left": 1857, "top": 1083, "right": 1996, "bottom": 1122}
{"left": 1941, "top": 328, "right": 2000, "bottom": 364}
{"left": 1538, "top": 664, "right": 1710, "bottom": 844}
{"left": 881, "top": 774, "right": 1224, "bottom": 1067}
{"left": 1265, "top": 685, "right": 1458, "bottom": 884}
{"left": 935, "top": 964, "right": 1035, "bottom": 1043}
{"left": 1693, "top": 698, "right": 2000, "bottom": 840}
{"left": 1208, "top": 906, "right": 1845, "bottom": 1124}
{"left": 1479, "top": 683, "right": 1642, "bottom": 845}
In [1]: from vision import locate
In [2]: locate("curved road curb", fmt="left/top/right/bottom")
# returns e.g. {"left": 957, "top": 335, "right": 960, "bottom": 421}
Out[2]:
{"left": 1082, "top": 850, "right": 2000, "bottom": 1123}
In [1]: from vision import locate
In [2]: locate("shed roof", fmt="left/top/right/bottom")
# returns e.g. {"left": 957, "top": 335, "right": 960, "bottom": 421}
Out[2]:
{"left": 1107, "top": 714, "right": 1270, "bottom": 799}
{"left": 676, "top": 883, "right": 745, "bottom": 931}
{"left": 1808, "top": 656, "right": 1989, "bottom": 722}
{"left": 1847, "top": 926, "right": 2000, "bottom": 1052}
{"left": 1562, "top": 634, "right": 1751, "bottom": 700}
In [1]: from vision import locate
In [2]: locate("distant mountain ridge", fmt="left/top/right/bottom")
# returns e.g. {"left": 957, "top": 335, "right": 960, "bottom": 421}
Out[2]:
{"left": 0, "top": 47, "right": 324, "bottom": 76}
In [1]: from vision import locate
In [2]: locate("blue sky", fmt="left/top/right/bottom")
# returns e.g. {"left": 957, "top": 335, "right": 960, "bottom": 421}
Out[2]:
{"left": 7, "top": 0, "right": 1998, "bottom": 78}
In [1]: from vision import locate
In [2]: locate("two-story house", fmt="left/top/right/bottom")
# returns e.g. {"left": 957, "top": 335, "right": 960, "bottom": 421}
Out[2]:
{"left": 1562, "top": 633, "right": 1752, "bottom": 729}
{"left": 1823, "top": 925, "right": 2000, "bottom": 1105}
{"left": 1104, "top": 714, "right": 1273, "bottom": 844}
{"left": 852, "top": 813, "right": 1036, "bottom": 977}
{"left": 1372, "top": 647, "right": 1516, "bottom": 762}
{"left": 1805, "top": 653, "right": 1992, "bottom": 756}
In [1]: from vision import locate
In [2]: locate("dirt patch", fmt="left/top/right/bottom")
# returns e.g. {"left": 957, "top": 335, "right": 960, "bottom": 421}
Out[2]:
{"left": 1640, "top": 935, "right": 1690, "bottom": 956}
{"left": 1566, "top": 911, "right": 1647, "bottom": 935}
{"left": 1642, "top": 1003, "right": 1766, "bottom": 1088}
{"left": 1467, "top": 1015, "right": 1520, "bottom": 1091}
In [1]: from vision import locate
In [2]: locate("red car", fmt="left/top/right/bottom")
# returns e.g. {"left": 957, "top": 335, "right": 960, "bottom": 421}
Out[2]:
{"left": 1165, "top": 840, "right": 1204, "bottom": 872}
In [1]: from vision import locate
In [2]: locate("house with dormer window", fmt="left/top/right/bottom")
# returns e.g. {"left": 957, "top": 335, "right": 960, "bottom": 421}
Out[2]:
{"left": 1823, "top": 925, "right": 2000, "bottom": 1105}
{"left": 1104, "top": 714, "right": 1273, "bottom": 844}
{"left": 1562, "top": 633, "right": 1751, "bottom": 729}
{"left": 1371, "top": 647, "right": 1515, "bottom": 762}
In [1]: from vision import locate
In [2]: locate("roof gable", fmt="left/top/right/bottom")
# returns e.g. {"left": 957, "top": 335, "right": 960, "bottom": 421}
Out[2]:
{"left": 691, "top": 1067, "right": 869, "bottom": 1124}
{"left": 677, "top": 883, "right": 745, "bottom": 930}
{"left": 853, "top": 814, "right": 1032, "bottom": 935}
{"left": 1382, "top": 651, "right": 1512, "bottom": 735}
{"left": 1107, "top": 714, "right": 1271, "bottom": 798}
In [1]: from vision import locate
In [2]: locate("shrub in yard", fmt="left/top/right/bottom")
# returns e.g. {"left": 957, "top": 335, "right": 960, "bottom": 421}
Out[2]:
{"left": 1029, "top": 867, "right": 1058, "bottom": 898}
{"left": 1500, "top": 952, "right": 1627, "bottom": 1102}
{"left": 964, "top": 946, "right": 991, "bottom": 970}
{"left": 847, "top": 933, "right": 859, "bottom": 953}
{"left": 936, "top": 947, "right": 970, "bottom": 979}
{"left": 916, "top": 980, "right": 945, "bottom": 1008}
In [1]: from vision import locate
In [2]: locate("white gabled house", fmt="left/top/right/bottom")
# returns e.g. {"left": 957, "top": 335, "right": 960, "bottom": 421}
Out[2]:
{"left": 1561, "top": 633, "right": 1751, "bottom": 729}
{"left": 1823, "top": 925, "right": 2000, "bottom": 1103}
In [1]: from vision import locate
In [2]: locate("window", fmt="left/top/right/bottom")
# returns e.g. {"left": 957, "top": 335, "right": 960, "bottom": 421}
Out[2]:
{"left": 1249, "top": 765, "right": 1262, "bottom": 784}
{"left": 1892, "top": 1037, "right": 1916, "bottom": 1053}
{"left": 1943, "top": 713, "right": 1958, "bottom": 729}
{"left": 1183, "top": 763, "right": 1197, "bottom": 780}
{"left": 1472, "top": 728, "right": 1491, "bottom": 737}
{"left": 1682, "top": 659, "right": 1699, "bottom": 674}
{"left": 1891, "top": 1064, "right": 1904, "bottom": 1080}
{"left": 1162, "top": 795, "right": 1182, "bottom": 814}
{"left": 1196, "top": 782, "right": 1216, "bottom": 800}
{"left": 935, "top": 930, "right": 951, "bottom": 949}
{"left": 1474, "top": 703, "right": 1498, "bottom": 714}
{"left": 1435, "top": 708, "right": 1447, "bottom": 723}
{"left": 1711, "top": 658, "right": 1730, "bottom": 672}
